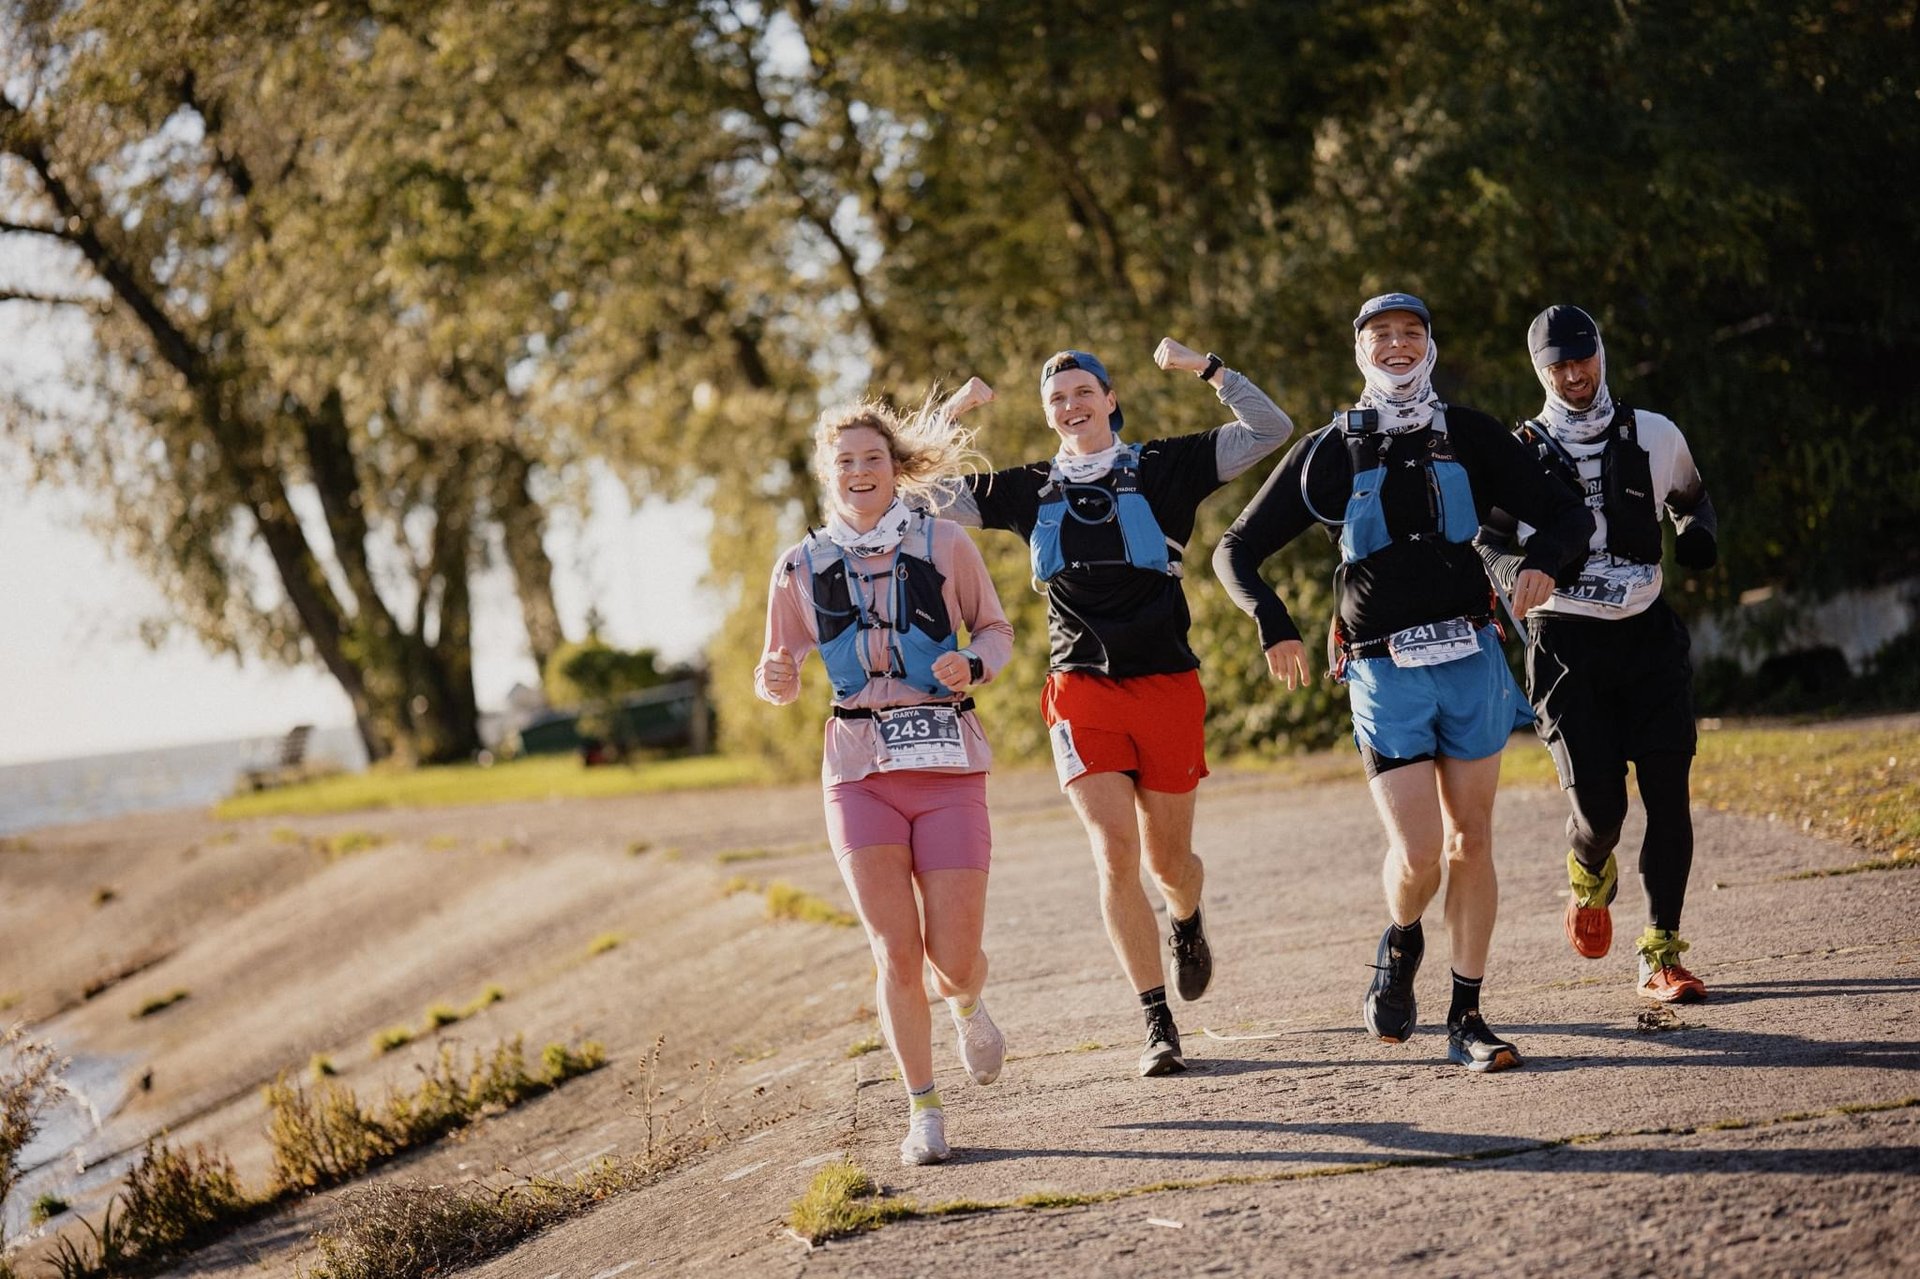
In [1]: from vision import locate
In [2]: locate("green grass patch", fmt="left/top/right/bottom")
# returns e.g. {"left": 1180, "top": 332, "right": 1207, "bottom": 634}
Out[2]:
{"left": 320, "top": 830, "right": 385, "bottom": 860}
{"left": 626, "top": 839, "right": 652, "bottom": 856}
{"left": 215, "top": 753, "right": 766, "bottom": 820}
{"left": 721, "top": 874, "right": 760, "bottom": 897}
{"left": 1073, "top": 1041, "right": 1105, "bottom": 1053}
{"left": 309, "top": 1054, "right": 337, "bottom": 1079}
{"left": 715, "top": 847, "right": 774, "bottom": 864}
{"left": 0, "top": 991, "right": 20, "bottom": 1012}
{"left": 132, "top": 989, "right": 190, "bottom": 1019}
{"left": 586, "top": 932, "right": 623, "bottom": 957}
{"left": 845, "top": 1034, "right": 883, "bottom": 1059}
{"left": 789, "top": 1159, "right": 917, "bottom": 1243}
{"left": 423, "top": 1003, "right": 461, "bottom": 1030}
{"left": 424, "top": 834, "right": 460, "bottom": 852}
{"left": 30, "top": 1193, "right": 68, "bottom": 1225}
{"left": 372, "top": 1026, "right": 415, "bottom": 1055}
{"left": 764, "top": 881, "right": 857, "bottom": 928}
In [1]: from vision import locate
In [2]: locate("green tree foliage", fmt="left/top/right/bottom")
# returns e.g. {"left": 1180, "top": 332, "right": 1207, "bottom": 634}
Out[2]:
{"left": 5, "top": 2, "right": 1913, "bottom": 771}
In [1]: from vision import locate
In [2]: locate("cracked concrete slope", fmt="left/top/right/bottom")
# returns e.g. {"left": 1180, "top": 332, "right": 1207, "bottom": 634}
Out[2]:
{"left": 425, "top": 759, "right": 1920, "bottom": 1278}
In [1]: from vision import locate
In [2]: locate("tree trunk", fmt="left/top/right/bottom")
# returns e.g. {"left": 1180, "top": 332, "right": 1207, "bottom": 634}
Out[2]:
{"left": 490, "top": 443, "right": 567, "bottom": 680}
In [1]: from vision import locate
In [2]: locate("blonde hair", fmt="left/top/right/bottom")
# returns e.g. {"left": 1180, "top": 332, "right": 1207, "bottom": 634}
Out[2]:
{"left": 811, "top": 393, "right": 983, "bottom": 514}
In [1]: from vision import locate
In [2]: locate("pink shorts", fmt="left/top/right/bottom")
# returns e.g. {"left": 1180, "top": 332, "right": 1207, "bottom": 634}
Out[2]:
{"left": 823, "top": 770, "right": 991, "bottom": 873}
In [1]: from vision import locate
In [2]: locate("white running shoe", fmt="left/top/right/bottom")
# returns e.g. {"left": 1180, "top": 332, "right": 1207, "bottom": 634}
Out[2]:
{"left": 951, "top": 999, "right": 1006, "bottom": 1085}
{"left": 899, "top": 1106, "right": 950, "bottom": 1166}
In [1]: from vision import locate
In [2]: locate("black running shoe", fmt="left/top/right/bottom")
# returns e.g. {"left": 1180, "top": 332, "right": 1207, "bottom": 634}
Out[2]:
{"left": 1169, "top": 904, "right": 1213, "bottom": 1002}
{"left": 1138, "top": 1013, "right": 1187, "bottom": 1078}
{"left": 1446, "top": 1012, "right": 1522, "bottom": 1073}
{"left": 1362, "top": 924, "right": 1421, "bottom": 1042}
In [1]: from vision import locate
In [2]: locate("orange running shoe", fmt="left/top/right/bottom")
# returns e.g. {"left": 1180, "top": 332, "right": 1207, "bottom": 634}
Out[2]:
{"left": 1636, "top": 928, "right": 1707, "bottom": 1003}
{"left": 1564, "top": 850, "right": 1617, "bottom": 960}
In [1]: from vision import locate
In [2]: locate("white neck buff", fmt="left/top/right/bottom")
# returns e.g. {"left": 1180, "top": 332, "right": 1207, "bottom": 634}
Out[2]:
{"left": 1354, "top": 335, "right": 1440, "bottom": 433}
{"left": 1053, "top": 437, "right": 1124, "bottom": 483}
{"left": 1536, "top": 335, "right": 1615, "bottom": 445}
{"left": 823, "top": 497, "right": 914, "bottom": 558}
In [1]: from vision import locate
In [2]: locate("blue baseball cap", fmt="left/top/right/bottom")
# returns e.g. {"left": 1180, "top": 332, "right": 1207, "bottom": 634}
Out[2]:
{"left": 1353, "top": 292, "right": 1432, "bottom": 332}
{"left": 1040, "top": 349, "right": 1123, "bottom": 432}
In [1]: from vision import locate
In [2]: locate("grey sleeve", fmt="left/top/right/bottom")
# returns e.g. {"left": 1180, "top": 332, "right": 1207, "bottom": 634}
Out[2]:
{"left": 927, "top": 478, "right": 984, "bottom": 527}
{"left": 1212, "top": 369, "right": 1296, "bottom": 483}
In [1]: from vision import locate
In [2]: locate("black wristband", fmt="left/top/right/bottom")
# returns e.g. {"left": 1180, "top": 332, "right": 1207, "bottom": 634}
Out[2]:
{"left": 964, "top": 649, "right": 985, "bottom": 682}
{"left": 1198, "top": 353, "right": 1223, "bottom": 381}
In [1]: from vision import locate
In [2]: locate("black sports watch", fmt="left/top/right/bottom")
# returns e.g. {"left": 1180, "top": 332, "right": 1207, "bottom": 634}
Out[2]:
{"left": 1198, "top": 352, "right": 1223, "bottom": 381}
{"left": 961, "top": 649, "right": 985, "bottom": 683}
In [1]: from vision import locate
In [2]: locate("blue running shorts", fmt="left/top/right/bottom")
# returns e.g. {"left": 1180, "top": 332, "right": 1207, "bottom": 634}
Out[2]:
{"left": 1344, "top": 626, "right": 1529, "bottom": 765}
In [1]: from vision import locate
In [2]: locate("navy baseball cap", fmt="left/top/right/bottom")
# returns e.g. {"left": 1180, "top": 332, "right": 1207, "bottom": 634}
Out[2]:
{"left": 1040, "top": 349, "right": 1123, "bottom": 431}
{"left": 1528, "top": 305, "right": 1600, "bottom": 367}
{"left": 1353, "top": 292, "right": 1431, "bottom": 331}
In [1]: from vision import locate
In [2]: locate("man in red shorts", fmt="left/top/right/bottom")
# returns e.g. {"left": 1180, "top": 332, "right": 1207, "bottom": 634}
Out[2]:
{"left": 939, "top": 341, "right": 1293, "bottom": 1075}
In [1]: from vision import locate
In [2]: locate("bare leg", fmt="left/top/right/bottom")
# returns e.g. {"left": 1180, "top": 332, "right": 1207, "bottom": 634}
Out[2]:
{"left": 919, "top": 867, "right": 990, "bottom": 1005}
{"left": 1368, "top": 762, "right": 1445, "bottom": 926}
{"left": 1066, "top": 772, "right": 1165, "bottom": 992}
{"left": 1135, "top": 785, "right": 1203, "bottom": 920}
{"left": 1436, "top": 753, "right": 1503, "bottom": 979}
{"left": 835, "top": 843, "right": 933, "bottom": 1090}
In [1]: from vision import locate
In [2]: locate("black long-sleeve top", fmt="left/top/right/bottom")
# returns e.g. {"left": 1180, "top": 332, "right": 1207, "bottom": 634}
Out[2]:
{"left": 1212, "top": 405, "right": 1593, "bottom": 650}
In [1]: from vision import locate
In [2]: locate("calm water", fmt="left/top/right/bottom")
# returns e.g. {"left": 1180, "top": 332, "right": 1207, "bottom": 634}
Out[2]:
{"left": 0, "top": 726, "right": 368, "bottom": 836}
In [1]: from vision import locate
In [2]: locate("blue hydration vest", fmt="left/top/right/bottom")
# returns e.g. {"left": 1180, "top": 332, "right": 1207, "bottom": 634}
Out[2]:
{"left": 801, "top": 513, "right": 959, "bottom": 701}
{"left": 1337, "top": 407, "right": 1480, "bottom": 564}
{"left": 1030, "top": 444, "right": 1182, "bottom": 584}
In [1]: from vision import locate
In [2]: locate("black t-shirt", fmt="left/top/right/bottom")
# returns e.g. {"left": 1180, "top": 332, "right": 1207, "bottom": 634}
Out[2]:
{"left": 967, "top": 431, "right": 1227, "bottom": 676}
{"left": 1214, "top": 406, "right": 1592, "bottom": 648}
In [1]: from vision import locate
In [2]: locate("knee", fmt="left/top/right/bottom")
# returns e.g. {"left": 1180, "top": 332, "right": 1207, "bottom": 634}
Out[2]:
{"left": 1568, "top": 803, "right": 1625, "bottom": 853}
{"left": 1444, "top": 820, "right": 1493, "bottom": 866}
{"left": 869, "top": 932, "right": 925, "bottom": 986}
{"left": 928, "top": 947, "right": 982, "bottom": 993}
{"left": 1393, "top": 839, "right": 1445, "bottom": 875}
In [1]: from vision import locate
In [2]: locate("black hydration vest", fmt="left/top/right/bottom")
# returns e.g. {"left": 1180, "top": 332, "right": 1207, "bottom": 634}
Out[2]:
{"left": 1518, "top": 407, "right": 1662, "bottom": 565}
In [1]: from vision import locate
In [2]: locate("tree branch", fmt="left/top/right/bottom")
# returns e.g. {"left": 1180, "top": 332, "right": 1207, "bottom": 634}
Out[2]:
{"left": 0, "top": 288, "right": 108, "bottom": 311}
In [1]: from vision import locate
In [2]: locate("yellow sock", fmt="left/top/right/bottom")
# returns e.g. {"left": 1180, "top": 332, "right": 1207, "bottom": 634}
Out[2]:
{"left": 909, "top": 1084, "right": 942, "bottom": 1112}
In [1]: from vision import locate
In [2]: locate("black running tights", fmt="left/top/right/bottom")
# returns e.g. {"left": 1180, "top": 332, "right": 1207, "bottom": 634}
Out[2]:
{"left": 1565, "top": 752, "right": 1695, "bottom": 932}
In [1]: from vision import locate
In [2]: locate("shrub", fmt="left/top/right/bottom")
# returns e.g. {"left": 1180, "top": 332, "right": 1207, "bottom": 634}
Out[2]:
{"left": 539, "top": 1040, "right": 606, "bottom": 1086}
{"left": 2, "top": 1022, "right": 70, "bottom": 1213}
{"left": 424, "top": 1003, "right": 461, "bottom": 1030}
{"left": 30, "top": 1191, "right": 69, "bottom": 1223}
{"left": 42, "top": 1142, "right": 251, "bottom": 1277}
{"left": 119, "top": 1140, "right": 251, "bottom": 1256}
{"left": 264, "top": 1075, "right": 392, "bottom": 1191}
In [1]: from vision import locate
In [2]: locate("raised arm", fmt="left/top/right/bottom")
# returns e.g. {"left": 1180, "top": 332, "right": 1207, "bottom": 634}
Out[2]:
{"left": 1153, "top": 337, "right": 1295, "bottom": 481}
{"left": 925, "top": 376, "right": 997, "bottom": 527}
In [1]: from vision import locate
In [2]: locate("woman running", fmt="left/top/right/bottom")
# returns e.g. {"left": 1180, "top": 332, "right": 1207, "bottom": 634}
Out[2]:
{"left": 1213, "top": 293, "right": 1592, "bottom": 1072}
{"left": 754, "top": 397, "right": 1013, "bottom": 1165}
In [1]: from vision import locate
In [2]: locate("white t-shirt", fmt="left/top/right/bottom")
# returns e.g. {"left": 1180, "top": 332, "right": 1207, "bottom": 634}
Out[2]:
{"left": 1518, "top": 409, "right": 1705, "bottom": 620}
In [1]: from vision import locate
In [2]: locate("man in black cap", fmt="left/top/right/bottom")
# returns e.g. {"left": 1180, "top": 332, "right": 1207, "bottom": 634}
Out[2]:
{"left": 1478, "top": 304, "right": 1720, "bottom": 1002}
{"left": 936, "top": 339, "right": 1293, "bottom": 1077}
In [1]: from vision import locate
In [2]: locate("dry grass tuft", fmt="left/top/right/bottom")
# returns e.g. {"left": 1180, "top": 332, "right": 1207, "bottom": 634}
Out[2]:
{"left": 266, "top": 1036, "right": 606, "bottom": 1194}
{"left": 2, "top": 1022, "right": 70, "bottom": 1212}
{"left": 764, "top": 881, "right": 857, "bottom": 928}
{"left": 132, "top": 989, "right": 190, "bottom": 1019}
{"left": 45, "top": 1141, "right": 254, "bottom": 1278}
{"left": 306, "top": 1180, "right": 571, "bottom": 1279}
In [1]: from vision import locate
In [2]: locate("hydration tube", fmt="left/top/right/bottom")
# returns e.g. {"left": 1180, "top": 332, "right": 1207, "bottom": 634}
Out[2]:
{"left": 1300, "top": 423, "right": 1349, "bottom": 526}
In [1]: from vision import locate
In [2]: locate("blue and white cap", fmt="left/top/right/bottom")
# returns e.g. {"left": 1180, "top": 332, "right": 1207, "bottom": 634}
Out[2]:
{"left": 1353, "top": 292, "right": 1432, "bottom": 332}
{"left": 1040, "top": 349, "right": 1123, "bottom": 431}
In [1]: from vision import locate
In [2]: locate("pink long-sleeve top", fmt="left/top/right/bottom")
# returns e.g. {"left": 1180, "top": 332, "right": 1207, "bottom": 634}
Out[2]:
{"left": 755, "top": 517, "right": 1014, "bottom": 786}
